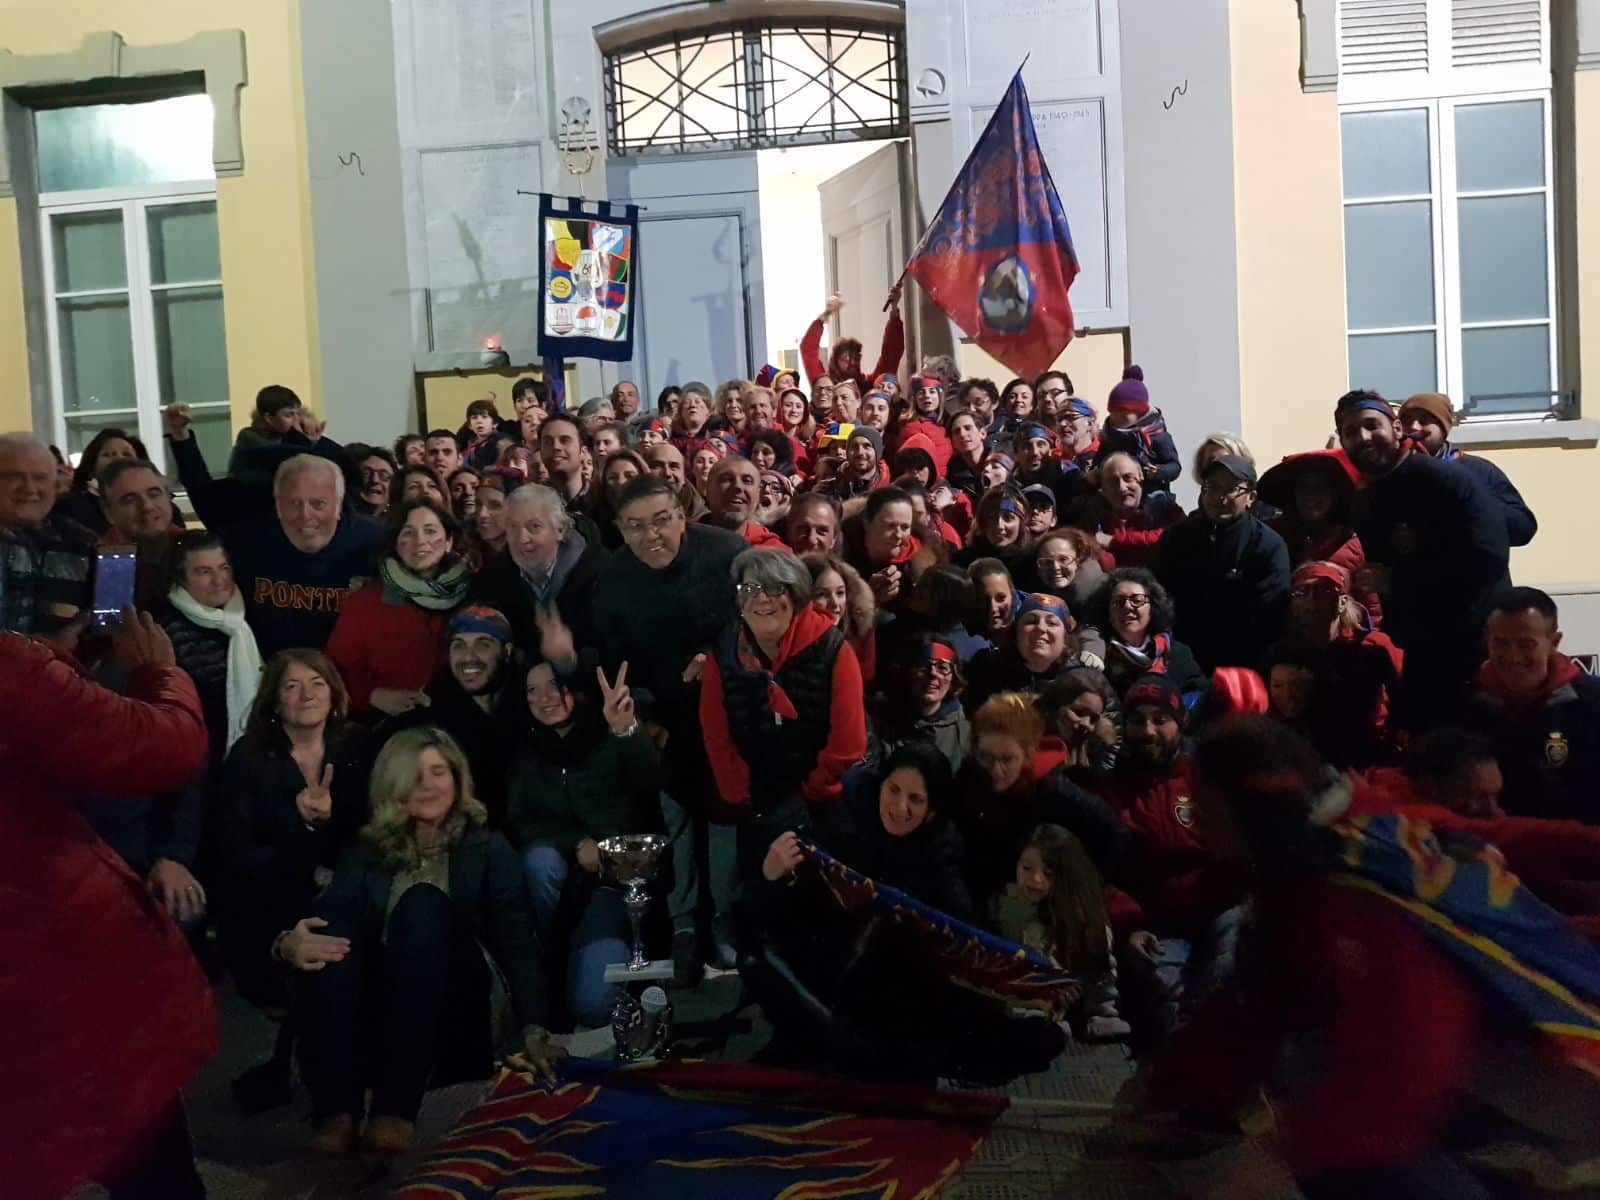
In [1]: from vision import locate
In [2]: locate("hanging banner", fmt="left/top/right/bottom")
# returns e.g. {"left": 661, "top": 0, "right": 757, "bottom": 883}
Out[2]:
{"left": 537, "top": 194, "right": 638, "bottom": 363}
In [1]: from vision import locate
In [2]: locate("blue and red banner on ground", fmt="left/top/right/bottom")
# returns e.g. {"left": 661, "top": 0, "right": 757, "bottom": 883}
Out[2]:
{"left": 903, "top": 68, "right": 1080, "bottom": 381}
{"left": 1334, "top": 812, "right": 1600, "bottom": 1078}
{"left": 395, "top": 1059, "right": 1005, "bottom": 1199}
{"left": 804, "top": 843, "right": 1079, "bottom": 1018}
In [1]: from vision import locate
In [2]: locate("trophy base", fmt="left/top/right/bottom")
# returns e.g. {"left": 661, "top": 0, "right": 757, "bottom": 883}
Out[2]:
{"left": 603, "top": 958, "right": 676, "bottom": 984}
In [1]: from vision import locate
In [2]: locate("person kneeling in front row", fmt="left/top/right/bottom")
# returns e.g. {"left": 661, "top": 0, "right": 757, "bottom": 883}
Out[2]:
{"left": 274, "top": 726, "right": 560, "bottom": 1155}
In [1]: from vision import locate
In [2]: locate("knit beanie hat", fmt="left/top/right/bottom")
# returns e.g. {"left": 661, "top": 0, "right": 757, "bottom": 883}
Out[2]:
{"left": 447, "top": 605, "right": 512, "bottom": 645}
{"left": 759, "top": 469, "right": 794, "bottom": 499}
{"left": 1399, "top": 392, "right": 1454, "bottom": 430}
{"left": 1107, "top": 365, "right": 1149, "bottom": 415}
{"left": 847, "top": 425, "right": 884, "bottom": 460}
{"left": 1124, "top": 673, "right": 1185, "bottom": 724}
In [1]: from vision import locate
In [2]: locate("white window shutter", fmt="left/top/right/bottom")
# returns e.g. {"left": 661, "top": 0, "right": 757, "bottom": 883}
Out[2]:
{"left": 1340, "top": 0, "right": 1431, "bottom": 75}
{"left": 1450, "top": 0, "right": 1543, "bottom": 68}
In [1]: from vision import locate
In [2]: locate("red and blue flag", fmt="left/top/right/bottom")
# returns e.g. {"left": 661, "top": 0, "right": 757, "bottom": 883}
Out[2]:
{"left": 395, "top": 1059, "right": 1005, "bottom": 1199}
{"left": 904, "top": 69, "right": 1079, "bottom": 380}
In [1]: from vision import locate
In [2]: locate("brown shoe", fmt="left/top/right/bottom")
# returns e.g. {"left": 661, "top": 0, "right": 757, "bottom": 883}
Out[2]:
{"left": 361, "top": 1115, "right": 416, "bottom": 1155}
{"left": 309, "top": 1113, "right": 357, "bottom": 1154}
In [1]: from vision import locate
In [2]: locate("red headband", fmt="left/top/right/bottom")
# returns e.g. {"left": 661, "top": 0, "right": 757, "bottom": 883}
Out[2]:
{"left": 920, "top": 642, "right": 958, "bottom": 665}
{"left": 1292, "top": 562, "right": 1350, "bottom": 593}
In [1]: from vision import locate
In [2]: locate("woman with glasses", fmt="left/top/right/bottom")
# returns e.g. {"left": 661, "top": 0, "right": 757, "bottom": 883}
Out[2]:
{"left": 965, "top": 591, "right": 1104, "bottom": 711}
{"left": 870, "top": 633, "right": 972, "bottom": 772}
{"left": 1088, "top": 567, "right": 1206, "bottom": 701}
{"left": 701, "top": 547, "right": 869, "bottom": 880}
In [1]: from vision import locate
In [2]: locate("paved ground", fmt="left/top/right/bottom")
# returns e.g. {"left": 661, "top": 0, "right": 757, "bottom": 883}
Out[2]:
{"left": 188, "top": 974, "right": 1293, "bottom": 1199}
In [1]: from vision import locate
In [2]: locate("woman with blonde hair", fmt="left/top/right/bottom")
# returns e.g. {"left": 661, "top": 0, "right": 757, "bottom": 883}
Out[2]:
{"left": 281, "top": 726, "right": 556, "bottom": 1156}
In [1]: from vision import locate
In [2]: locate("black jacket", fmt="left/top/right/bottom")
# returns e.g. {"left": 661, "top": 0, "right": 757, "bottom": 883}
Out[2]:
{"left": 158, "top": 609, "right": 232, "bottom": 771}
{"left": 465, "top": 533, "right": 606, "bottom": 662}
{"left": 950, "top": 760, "right": 1129, "bottom": 901}
{"left": 319, "top": 828, "right": 549, "bottom": 1029}
{"left": 1453, "top": 451, "right": 1537, "bottom": 548}
{"left": 1350, "top": 451, "right": 1511, "bottom": 656}
{"left": 504, "top": 702, "right": 660, "bottom": 853}
{"left": 1153, "top": 513, "right": 1291, "bottom": 672}
{"left": 590, "top": 524, "right": 744, "bottom": 723}
{"left": 1465, "top": 668, "right": 1600, "bottom": 824}
{"left": 382, "top": 670, "right": 522, "bottom": 827}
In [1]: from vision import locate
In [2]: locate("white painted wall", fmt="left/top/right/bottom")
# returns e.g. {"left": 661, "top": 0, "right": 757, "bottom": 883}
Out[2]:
{"left": 756, "top": 141, "right": 885, "bottom": 366}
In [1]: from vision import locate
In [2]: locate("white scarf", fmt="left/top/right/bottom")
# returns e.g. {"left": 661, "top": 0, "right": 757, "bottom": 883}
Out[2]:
{"left": 167, "top": 585, "right": 264, "bottom": 752}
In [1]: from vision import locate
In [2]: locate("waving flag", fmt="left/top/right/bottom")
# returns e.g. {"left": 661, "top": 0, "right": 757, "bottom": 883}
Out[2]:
{"left": 396, "top": 1059, "right": 1005, "bottom": 1199}
{"left": 803, "top": 842, "right": 1079, "bottom": 1018}
{"left": 1334, "top": 812, "right": 1600, "bottom": 1078}
{"left": 904, "top": 68, "right": 1079, "bottom": 380}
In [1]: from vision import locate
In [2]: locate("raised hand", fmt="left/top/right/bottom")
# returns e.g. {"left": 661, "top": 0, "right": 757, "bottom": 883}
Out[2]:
{"left": 162, "top": 403, "right": 193, "bottom": 442}
{"left": 823, "top": 293, "right": 845, "bottom": 318}
{"left": 296, "top": 763, "right": 334, "bottom": 826}
{"left": 883, "top": 281, "right": 904, "bottom": 311}
{"left": 296, "top": 409, "right": 327, "bottom": 441}
{"left": 278, "top": 916, "right": 351, "bottom": 971}
{"left": 597, "top": 662, "right": 636, "bottom": 735}
{"left": 535, "top": 605, "right": 577, "bottom": 668}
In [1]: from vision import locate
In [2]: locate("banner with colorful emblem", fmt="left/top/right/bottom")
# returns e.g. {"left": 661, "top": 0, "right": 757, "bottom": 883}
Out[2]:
{"left": 537, "top": 195, "right": 638, "bottom": 363}
{"left": 395, "top": 1059, "right": 1006, "bottom": 1199}
{"left": 1333, "top": 812, "right": 1600, "bottom": 1077}
{"left": 802, "top": 842, "right": 1079, "bottom": 1018}
{"left": 901, "top": 67, "right": 1079, "bottom": 380}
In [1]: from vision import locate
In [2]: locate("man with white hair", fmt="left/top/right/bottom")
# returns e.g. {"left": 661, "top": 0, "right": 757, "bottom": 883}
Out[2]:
{"left": 0, "top": 432, "right": 94, "bottom": 634}
{"left": 165, "top": 406, "right": 382, "bottom": 655}
{"left": 466, "top": 483, "right": 605, "bottom": 659}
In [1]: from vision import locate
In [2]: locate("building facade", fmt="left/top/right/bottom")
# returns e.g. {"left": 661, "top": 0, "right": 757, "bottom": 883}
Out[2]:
{"left": 1, "top": 0, "right": 1596, "bottom": 619}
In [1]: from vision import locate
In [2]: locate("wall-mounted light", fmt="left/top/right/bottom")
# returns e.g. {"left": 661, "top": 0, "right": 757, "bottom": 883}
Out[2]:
{"left": 481, "top": 336, "right": 510, "bottom": 368}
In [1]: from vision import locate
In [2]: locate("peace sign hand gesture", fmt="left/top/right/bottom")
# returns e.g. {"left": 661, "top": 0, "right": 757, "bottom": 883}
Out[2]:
{"left": 296, "top": 763, "right": 335, "bottom": 827}
{"left": 597, "top": 663, "right": 636, "bottom": 736}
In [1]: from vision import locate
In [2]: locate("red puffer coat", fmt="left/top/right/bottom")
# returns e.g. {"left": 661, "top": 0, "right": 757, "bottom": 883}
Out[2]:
{"left": 0, "top": 634, "right": 215, "bottom": 1199}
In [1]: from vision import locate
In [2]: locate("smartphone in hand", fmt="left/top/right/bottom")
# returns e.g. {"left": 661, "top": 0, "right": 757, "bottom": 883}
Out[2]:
{"left": 90, "top": 546, "right": 138, "bottom": 629}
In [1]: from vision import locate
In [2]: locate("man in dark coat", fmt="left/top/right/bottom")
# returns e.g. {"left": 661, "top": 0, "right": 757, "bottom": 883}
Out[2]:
{"left": 1399, "top": 392, "right": 1537, "bottom": 547}
{"left": 164, "top": 405, "right": 382, "bottom": 656}
{"left": 466, "top": 484, "right": 604, "bottom": 661}
{"left": 589, "top": 474, "right": 745, "bottom": 981}
{"left": 1336, "top": 390, "right": 1511, "bottom": 729}
{"left": 1465, "top": 587, "right": 1600, "bottom": 824}
{"left": 1152, "top": 455, "right": 1290, "bottom": 672}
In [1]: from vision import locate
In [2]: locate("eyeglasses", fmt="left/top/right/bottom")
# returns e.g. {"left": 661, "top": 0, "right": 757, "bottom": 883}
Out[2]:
{"left": 913, "top": 660, "right": 955, "bottom": 678}
{"left": 737, "top": 580, "right": 790, "bottom": 601}
{"left": 1199, "top": 480, "right": 1250, "bottom": 498}
{"left": 1112, "top": 594, "right": 1151, "bottom": 609}
{"left": 619, "top": 511, "right": 678, "bottom": 537}
{"left": 1038, "top": 387, "right": 1069, "bottom": 400}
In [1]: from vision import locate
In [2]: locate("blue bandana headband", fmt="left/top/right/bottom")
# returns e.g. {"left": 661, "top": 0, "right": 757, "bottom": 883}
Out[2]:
{"left": 447, "top": 605, "right": 512, "bottom": 644}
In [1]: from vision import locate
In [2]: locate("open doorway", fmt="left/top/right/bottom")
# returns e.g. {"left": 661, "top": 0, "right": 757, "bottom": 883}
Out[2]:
{"left": 757, "top": 140, "right": 910, "bottom": 378}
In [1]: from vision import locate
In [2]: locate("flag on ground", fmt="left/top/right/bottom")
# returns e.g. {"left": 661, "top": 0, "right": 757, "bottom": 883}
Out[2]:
{"left": 395, "top": 1058, "right": 1006, "bottom": 1199}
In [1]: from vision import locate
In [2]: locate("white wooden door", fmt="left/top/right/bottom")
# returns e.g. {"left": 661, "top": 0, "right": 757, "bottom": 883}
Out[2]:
{"left": 606, "top": 152, "right": 765, "bottom": 404}
{"left": 819, "top": 142, "right": 910, "bottom": 381}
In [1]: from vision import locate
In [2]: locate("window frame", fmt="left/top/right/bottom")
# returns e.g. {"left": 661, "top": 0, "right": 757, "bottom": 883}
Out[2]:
{"left": 1340, "top": 88, "right": 1558, "bottom": 420}
{"left": 38, "top": 177, "right": 227, "bottom": 471}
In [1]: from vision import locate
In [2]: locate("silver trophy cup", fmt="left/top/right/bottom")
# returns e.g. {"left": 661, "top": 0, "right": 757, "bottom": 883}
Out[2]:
{"left": 598, "top": 833, "right": 668, "bottom": 972}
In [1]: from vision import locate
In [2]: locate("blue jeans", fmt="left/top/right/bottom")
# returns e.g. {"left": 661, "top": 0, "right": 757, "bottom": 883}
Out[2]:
{"left": 1124, "top": 905, "right": 1245, "bottom": 1048}
{"left": 522, "top": 845, "right": 632, "bottom": 1028}
{"left": 660, "top": 791, "right": 738, "bottom": 937}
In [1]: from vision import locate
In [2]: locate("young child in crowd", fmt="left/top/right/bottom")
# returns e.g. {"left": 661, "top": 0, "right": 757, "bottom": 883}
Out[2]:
{"left": 462, "top": 397, "right": 512, "bottom": 471}
{"left": 988, "top": 823, "right": 1130, "bottom": 1041}
{"left": 1099, "top": 365, "right": 1180, "bottom": 493}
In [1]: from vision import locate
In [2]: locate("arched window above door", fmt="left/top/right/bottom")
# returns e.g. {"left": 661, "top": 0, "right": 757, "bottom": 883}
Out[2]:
{"left": 604, "top": 17, "right": 907, "bottom": 155}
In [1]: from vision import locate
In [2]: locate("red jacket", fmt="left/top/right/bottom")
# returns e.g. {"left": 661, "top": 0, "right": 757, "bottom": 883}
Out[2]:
{"left": 1100, "top": 756, "right": 1245, "bottom": 936}
{"left": 325, "top": 578, "right": 452, "bottom": 711}
{"left": 700, "top": 602, "right": 868, "bottom": 808}
{"left": 799, "top": 310, "right": 905, "bottom": 392}
{"left": 0, "top": 635, "right": 214, "bottom": 1199}
{"left": 890, "top": 419, "right": 953, "bottom": 477}
{"left": 1147, "top": 879, "right": 1484, "bottom": 1184}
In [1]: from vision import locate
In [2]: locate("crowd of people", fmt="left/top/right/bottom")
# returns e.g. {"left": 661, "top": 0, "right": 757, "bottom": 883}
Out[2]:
{"left": 4, "top": 287, "right": 1599, "bottom": 1199}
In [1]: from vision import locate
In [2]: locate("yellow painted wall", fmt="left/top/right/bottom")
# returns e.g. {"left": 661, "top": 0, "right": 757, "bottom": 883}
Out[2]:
{"left": 419, "top": 364, "right": 578, "bottom": 434}
{"left": 0, "top": 0, "right": 318, "bottom": 435}
{"left": 1227, "top": 0, "right": 1347, "bottom": 467}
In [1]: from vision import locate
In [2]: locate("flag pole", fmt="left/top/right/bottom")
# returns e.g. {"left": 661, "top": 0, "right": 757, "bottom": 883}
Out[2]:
{"left": 885, "top": 54, "right": 1031, "bottom": 313}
